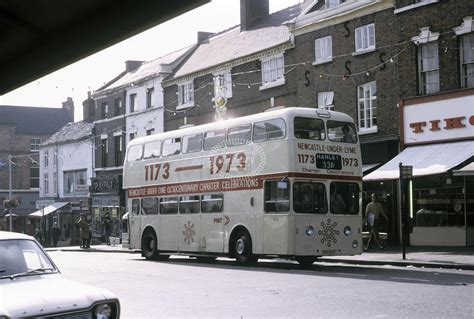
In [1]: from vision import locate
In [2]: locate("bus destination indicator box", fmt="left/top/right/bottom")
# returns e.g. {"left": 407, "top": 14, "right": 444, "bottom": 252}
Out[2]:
{"left": 315, "top": 153, "right": 342, "bottom": 170}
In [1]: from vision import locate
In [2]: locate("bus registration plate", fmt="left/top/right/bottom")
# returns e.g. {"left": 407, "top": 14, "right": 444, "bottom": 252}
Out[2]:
{"left": 315, "top": 153, "right": 342, "bottom": 170}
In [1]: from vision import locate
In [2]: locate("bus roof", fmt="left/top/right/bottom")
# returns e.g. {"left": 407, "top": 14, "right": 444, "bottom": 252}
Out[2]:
{"left": 128, "top": 107, "right": 354, "bottom": 147}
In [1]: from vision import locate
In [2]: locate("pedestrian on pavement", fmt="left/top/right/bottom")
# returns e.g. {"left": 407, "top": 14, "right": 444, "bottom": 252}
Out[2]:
{"left": 77, "top": 214, "right": 91, "bottom": 248}
{"left": 103, "top": 214, "right": 112, "bottom": 246}
{"left": 51, "top": 222, "right": 61, "bottom": 247}
{"left": 34, "top": 225, "right": 43, "bottom": 244}
{"left": 365, "top": 193, "right": 388, "bottom": 249}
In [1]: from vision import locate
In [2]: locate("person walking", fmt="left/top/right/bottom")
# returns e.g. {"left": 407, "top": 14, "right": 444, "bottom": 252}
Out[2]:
{"left": 365, "top": 193, "right": 388, "bottom": 249}
{"left": 51, "top": 222, "right": 61, "bottom": 247}
{"left": 103, "top": 215, "right": 112, "bottom": 246}
{"left": 77, "top": 214, "right": 91, "bottom": 248}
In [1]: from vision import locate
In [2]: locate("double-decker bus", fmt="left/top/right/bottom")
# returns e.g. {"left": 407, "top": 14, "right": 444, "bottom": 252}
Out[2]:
{"left": 123, "top": 107, "right": 362, "bottom": 266}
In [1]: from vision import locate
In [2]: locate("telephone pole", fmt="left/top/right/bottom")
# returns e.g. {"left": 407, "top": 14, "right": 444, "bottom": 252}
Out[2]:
{"left": 8, "top": 155, "right": 12, "bottom": 231}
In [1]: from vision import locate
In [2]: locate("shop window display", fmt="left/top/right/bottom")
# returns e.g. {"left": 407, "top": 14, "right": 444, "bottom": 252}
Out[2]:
{"left": 413, "top": 175, "right": 473, "bottom": 227}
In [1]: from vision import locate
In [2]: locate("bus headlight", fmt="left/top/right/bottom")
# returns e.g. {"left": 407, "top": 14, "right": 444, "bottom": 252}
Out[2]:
{"left": 95, "top": 303, "right": 112, "bottom": 319}
{"left": 344, "top": 226, "right": 352, "bottom": 236}
{"left": 306, "top": 226, "right": 315, "bottom": 236}
{"left": 352, "top": 240, "right": 359, "bottom": 248}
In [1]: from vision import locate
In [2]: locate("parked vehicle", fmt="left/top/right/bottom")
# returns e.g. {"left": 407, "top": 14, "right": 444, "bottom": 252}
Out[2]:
{"left": 0, "top": 231, "right": 120, "bottom": 318}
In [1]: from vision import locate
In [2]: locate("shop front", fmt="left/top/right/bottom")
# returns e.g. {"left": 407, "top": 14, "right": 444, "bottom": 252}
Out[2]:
{"left": 364, "top": 89, "right": 474, "bottom": 246}
{"left": 90, "top": 175, "right": 124, "bottom": 242}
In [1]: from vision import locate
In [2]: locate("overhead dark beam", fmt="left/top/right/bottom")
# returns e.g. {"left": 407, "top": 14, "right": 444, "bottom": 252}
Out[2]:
{"left": 0, "top": 0, "right": 209, "bottom": 95}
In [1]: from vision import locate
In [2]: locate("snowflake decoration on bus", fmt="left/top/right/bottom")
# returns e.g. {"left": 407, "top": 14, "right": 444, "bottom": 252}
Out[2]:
{"left": 182, "top": 221, "right": 196, "bottom": 245}
{"left": 318, "top": 218, "right": 339, "bottom": 247}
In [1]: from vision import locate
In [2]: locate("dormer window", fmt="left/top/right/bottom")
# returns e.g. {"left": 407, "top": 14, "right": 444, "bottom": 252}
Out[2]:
{"left": 326, "top": 0, "right": 345, "bottom": 8}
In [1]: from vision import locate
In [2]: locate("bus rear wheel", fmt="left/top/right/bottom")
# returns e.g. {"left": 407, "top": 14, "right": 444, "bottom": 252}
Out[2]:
{"left": 142, "top": 229, "right": 159, "bottom": 260}
{"left": 296, "top": 256, "right": 317, "bottom": 267}
{"left": 233, "top": 231, "right": 257, "bottom": 265}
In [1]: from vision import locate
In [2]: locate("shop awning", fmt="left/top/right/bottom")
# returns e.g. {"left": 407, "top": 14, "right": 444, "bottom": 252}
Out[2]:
{"left": 362, "top": 163, "right": 381, "bottom": 173}
{"left": 453, "top": 162, "right": 474, "bottom": 176}
{"left": 364, "top": 141, "right": 474, "bottom": 181}
{"left": 29, "top": 202, "right": 70, "bottom": 217}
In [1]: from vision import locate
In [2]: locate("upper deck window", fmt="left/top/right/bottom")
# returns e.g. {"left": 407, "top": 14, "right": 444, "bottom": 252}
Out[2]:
{"left": 327, "top": 121, "right": 357, "bottom": 143}
{"left": 143, "top": 141, "right": 161, "bottom": 159}
{"left": 162, "top": 138, "right": 181, "bottom": 157}
{"left": 227, "top": 124, "right": 251, "bottom": 147}
{"left": 294, "top": 117, "right": 325, "bottom": 140}
{"left": 127, "top": 144, "right": 143, "bottom": 162}
{"left": 253, "top": 118, "right": 286, "bottom": 142}
{"left": 203, "top": 129, "right": 226, "bottom": 150}
{"left": 182, "top": 133, "right": 203, "bottom": 154}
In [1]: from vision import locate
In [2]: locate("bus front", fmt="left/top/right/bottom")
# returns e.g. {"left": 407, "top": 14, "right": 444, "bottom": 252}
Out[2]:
{"left": 289, "top": 109, "right": 363, "bottom": 264}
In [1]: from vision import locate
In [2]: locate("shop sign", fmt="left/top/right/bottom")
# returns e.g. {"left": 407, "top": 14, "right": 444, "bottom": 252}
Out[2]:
{"left": 73, "top": 184, "right": 89, "bottom": 194}
{"left": 402, "top": 92, "right": 474, "bottom": 145}
{"left": 400, "top": 165, "right": 412, "bottom": 179}
{"left": 91, "top": 176, "right": 121, "bottom": 194}
{"left": 36, "top": 199, "right": 55, "bottom": 209}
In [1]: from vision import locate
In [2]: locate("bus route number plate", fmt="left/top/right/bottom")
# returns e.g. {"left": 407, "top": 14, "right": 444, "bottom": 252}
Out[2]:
{"left": 315, "top": 153, "right": 342, "bottom": 170}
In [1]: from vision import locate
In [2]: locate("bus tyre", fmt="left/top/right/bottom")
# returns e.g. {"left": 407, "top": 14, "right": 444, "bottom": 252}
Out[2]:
{"left": 142, "top": 229, "right": 159, "bottom": 260}
{"left": 296, "top": 256, "right": 317, "bottom": 268}
{"left": 234, "top": 231, "right": 257, "bottom": 265}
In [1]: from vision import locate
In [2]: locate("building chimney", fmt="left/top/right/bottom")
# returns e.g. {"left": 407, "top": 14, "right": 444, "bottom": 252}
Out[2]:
{"left": 82, "top": 91, "right": 95, "bottom": 123}
{"left": 62, "top": 97, "right": 74, "bottom": 122}
{"left": 125, "top": 60, "right": 143, "bottom": 72}
{"left": 197, "top": 31, "right": 214, "bottom": 43}
{"left": 240, "top": 0, "right": 269, "bottom": 32}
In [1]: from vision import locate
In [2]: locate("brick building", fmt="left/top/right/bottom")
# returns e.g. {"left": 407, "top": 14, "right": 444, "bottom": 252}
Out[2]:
{"left": 0, "top": 99, "right": 74, "bottom": 232}
{"left": 162, "top": 0, "right": 309, "bottom": 131}
{"left": 365, "top": 0, "right": 474, "bottom": 246}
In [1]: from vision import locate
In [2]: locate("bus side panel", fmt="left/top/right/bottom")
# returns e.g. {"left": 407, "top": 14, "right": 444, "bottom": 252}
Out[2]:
{"left": 200, "top": 212, "right": 224, "bottom": 253}
{"left": 179, "top": 213, "right": 201, "bottom": 253}
{"left": 178, "top": 155, "right": 203, "bottom": 183}
{"left": 128, "top": 201, "right": 142, "bottom": 250}
{"left": 250, "top": 189, "right": 264, "bottom": 254}
{"left": 263, "top": 214, "right": 293, "bottom": 255}
{"left": 222, "top": 190, "right": 255, "bottom": 254}
{"left": 158, "top": 215, "right": 179, "bottom": 251}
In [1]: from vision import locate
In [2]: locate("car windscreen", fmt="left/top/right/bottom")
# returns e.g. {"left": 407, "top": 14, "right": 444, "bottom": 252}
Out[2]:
{"left": 0, "top": 239, "right": 57, "bottom": 278}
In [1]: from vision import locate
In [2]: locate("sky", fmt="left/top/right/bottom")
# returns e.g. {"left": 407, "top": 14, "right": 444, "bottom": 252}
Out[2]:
{"left": 0, "top": 0, "right": 302, "bottom": 122}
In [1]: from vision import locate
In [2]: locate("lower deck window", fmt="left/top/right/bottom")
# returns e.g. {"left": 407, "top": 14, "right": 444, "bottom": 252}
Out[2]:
{"left": 264, "top": 179, "right": 290, "bottom": 213}
{"left": 142, "top": 198, "right": 159, "bottom": 215}
{"left": 160, "top": 197, "right": 178, "bottom": 214}
{"left": 293, "top": 182, "right": 327, "bottom": 214}
{"left": 330, "top": 182, "right": 360, "bottom": 215}
{"left": 201, "top": 193, "right": 224, "bottom": 213}
{"left": 179, "top": 195, "right": 200, "bottom": 214}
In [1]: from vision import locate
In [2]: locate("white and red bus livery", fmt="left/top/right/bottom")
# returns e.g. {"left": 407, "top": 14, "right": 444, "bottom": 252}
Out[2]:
{"left": 123, "top": 107, "right": 362, "bottom": 265}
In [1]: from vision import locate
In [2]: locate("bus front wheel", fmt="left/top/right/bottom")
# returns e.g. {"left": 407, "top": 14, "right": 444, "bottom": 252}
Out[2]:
{"left": 295, "top": 256, "right": 317, "bottom": 267}
{"left": 142, "top": 229, "right": 159, "bottom": 260}
{"left": 233, "top": 231, "right": 257, "bottom": 265}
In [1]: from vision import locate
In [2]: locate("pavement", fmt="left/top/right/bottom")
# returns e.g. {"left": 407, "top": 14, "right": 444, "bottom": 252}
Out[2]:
{"left": 45, "top": 244, "right": 474, "bottom": 270}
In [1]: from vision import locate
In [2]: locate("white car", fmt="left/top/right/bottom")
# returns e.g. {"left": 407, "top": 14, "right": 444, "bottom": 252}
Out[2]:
{"left": 0, "top": 231, "right": 120, "bottom": 318}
